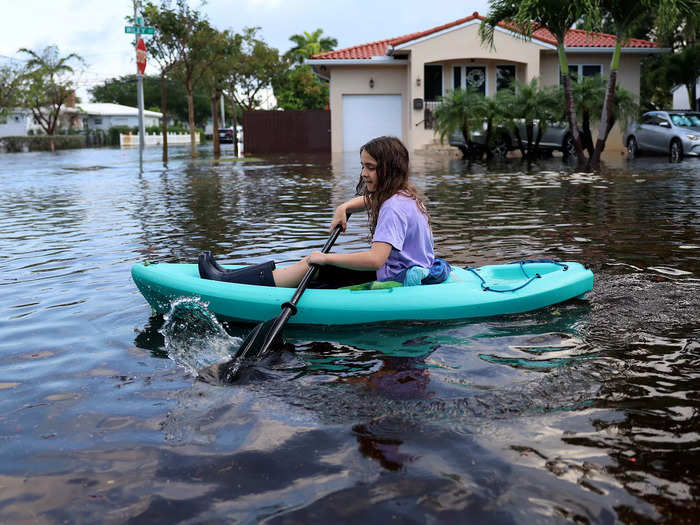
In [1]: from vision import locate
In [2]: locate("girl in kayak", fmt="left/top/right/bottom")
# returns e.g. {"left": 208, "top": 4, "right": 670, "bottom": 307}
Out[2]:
{"left": 199, "top": 136, "right": 449, "bottom": 288}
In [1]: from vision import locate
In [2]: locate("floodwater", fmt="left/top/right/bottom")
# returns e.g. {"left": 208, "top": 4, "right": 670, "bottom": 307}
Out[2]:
{"left": 1, "top": 144, "right": 698, "bottom": 523}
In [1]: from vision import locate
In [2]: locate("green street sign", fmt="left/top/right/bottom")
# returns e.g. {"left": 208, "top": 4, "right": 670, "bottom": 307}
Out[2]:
{"left": 125, "top": 26, "right": 155, "bottom": 35}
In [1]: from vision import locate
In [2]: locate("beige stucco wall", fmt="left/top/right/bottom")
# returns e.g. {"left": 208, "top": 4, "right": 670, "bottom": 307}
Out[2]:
{"left": 327, "top": 66, "right": 408, "bottom": 152}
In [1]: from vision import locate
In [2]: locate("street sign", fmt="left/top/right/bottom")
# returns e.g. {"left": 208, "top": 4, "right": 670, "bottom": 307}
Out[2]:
{"left": 136, "top": 38, "right": 147, "bottom": 75}
{"left": 125, "top": 26, "right": 155, "bottom": 35}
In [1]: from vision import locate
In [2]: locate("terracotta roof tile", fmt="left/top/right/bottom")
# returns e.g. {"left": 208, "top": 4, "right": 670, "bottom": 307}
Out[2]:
{"left": 311, "top": 11, "right": 658, "bottom": 60}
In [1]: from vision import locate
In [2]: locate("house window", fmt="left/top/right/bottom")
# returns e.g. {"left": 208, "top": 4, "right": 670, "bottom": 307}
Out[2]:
{"left": 94, "top": 118, "right": 103, "bottom": 125}
{"left": 496, "top": 65, "right": 516, "bottom": 91}
{"left": 453, "top": 65, "right": 487, "bottom": 96}
{"left": 581, "top": 65, "right": 602, "bottom": 78}
{"left": 424, "top": 64, "right": 443, "bottom": 101}
{"left": 465, "top": 67, "right": 486, "bottom": 96}
{"left": 453, "top": 66, "right": 461, "bottom": 91}
{"left": 560, "top": 64, "right": 603, "bottom": 84}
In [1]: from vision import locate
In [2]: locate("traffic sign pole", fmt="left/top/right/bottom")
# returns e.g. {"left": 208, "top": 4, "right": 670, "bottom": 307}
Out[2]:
{"left": 133, "top": 0, "right": 145, "bottom": 172}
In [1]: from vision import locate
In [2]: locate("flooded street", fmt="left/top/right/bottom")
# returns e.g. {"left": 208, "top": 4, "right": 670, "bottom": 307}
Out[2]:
{"left": 1, "top": 144, "right": 698, "bottom": 523}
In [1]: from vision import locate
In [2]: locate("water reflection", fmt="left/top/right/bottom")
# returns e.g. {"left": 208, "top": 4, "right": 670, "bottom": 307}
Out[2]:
{"left": 1, "top": 145, "right": 699, "bottom": 522}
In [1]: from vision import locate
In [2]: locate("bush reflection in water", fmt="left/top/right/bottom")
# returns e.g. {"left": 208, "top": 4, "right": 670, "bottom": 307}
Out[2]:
{"left": 0, "top": 145, "right": 698, "bottom": 523}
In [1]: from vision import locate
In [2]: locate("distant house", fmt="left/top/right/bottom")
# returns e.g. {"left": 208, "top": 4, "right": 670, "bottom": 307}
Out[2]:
{"left": 77, "top": 103, "right": 162, "bottom": 131}
{"left": 672, "top": 79, "right": 699, "bottom": 110}
{"left": 0, "top": 110, "right": 30, "bottom": 137}
{"left": 2, "top": 102, "right": 163, "bottom": 137}
{"left": 307, "top": 11, "right": 668, "bottom": 152}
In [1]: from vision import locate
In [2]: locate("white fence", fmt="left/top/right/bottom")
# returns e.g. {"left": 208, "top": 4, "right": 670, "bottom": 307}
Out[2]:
{"left": 120, "top": 132, "right": 199, "bottom": 148}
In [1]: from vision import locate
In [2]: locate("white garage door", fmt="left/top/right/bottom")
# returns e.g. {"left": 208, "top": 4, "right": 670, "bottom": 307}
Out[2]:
{"left": 342, "top": 95, "right": 403, "bottom": 151}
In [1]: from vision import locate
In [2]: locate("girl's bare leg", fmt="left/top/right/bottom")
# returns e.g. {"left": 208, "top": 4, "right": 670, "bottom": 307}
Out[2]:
{"left": 272, "top": 258, "right": 311, "bottom": 287}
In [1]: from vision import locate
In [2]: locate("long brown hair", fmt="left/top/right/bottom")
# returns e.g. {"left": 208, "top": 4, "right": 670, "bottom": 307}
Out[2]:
{"left": 356, "top": 136, "right": 429, "bottom": 235}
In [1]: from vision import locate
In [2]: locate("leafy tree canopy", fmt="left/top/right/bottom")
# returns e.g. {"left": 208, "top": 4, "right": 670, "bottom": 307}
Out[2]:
{"left": 0, "top": 63, "right": 24, "bottom": 117}
{"left": 225, "top": 27, "right": 284, "bottom": 111}
{"left": 272, "top": 64, "right": 329, "bottom": 110}
{"left": 89, "top": 74, "right": 210, "bottom": 125}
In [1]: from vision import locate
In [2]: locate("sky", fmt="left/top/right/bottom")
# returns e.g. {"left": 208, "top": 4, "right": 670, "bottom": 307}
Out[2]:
{"left": 0, "top": 0, "right": 491, "bottom": 101}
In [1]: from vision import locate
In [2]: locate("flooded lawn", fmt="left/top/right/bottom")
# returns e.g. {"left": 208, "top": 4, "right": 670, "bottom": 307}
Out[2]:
{"left": 0, "top": 144, "right": 698, "bottom": 523}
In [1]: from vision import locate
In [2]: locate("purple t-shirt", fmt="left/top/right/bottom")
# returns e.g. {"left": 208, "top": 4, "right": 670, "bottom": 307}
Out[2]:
{"left": 372, "top": 194, "right": 434, "bottom": 281}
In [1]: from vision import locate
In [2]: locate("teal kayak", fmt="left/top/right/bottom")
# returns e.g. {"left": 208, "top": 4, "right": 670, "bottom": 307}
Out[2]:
{"left": 131, "top": 260, "right": 593, "bottom": 325}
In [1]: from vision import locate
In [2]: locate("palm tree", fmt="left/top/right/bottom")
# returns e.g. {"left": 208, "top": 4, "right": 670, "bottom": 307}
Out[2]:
{"left": 480, "top": 0, "right": 598, "bottom": 167}
{"left": 590, "top": 0, "right": 692, "bottom": 166}
{"left": 573, "top": 74, "right": 639, "bottom": 158}
{"left": 432, "top": 87, "right": 486, "bottom": 160}
{"left": 480, "top": 90, "right": 511, "bottom": 159}
{"left": 285, "top": 29, "right": 337, "bottom": 64}
{"left": 18, "top": 45, "right": 83, "bottom": 152}
{"left": 501, "top": 79, "right": 561, "bottom": 160}
{"left": 571, "top": 75, "right": 606, "bottom": 157}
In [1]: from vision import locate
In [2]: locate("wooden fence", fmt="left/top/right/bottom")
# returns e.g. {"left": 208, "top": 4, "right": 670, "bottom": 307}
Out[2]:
{"left": 242, "top": 110, "right": 330, "bottom": 154}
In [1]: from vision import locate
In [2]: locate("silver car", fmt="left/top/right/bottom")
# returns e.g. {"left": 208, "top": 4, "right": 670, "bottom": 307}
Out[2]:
{"left": 449, "top": 121, "right": 576, "bottom": 159}
{"left": 624, "top": 111, "right": 700, "bottom": 161}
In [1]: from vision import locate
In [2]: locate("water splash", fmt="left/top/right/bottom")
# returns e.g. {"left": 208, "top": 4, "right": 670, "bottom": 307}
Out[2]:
{"left": 161, "top": 297, "right": 242, "bottom": 376}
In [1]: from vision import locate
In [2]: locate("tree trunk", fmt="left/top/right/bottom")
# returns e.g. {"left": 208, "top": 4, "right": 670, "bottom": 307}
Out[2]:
{"left": 513, "top": 125, "right": 525, "bottom": 157}
{"left": 211, "top": 91, "right": 220, "bottom": 157}
{"left": 526, "top": 122, "right": 534, "bottom": 160}
{"left": 161, "top": 73, "right": 168, "bottom": 165}
{"left": 591, "top": 39, "right": 621, "bottom": 167}
{"left": 484, "top": 117, "right": 493, "bottom": 160}
{"left": 186, "top": 78, "right": 197, "bottom": 158}
{"left": 559, "top": 44, "right": 587, "bottom": 167}
{"left": 582, "top": 112, "right": 594, "bottom": 157}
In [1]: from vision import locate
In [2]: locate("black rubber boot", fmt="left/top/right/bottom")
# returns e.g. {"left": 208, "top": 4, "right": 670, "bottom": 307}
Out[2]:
{"left": 198, "top": 252, "right": 276, "bottom": 286}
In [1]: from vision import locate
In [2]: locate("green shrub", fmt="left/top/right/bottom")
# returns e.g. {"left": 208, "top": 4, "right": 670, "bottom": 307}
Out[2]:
{"left": 107, "top": 125, "right": 134, "bottom": 146}
{"left": 1, "top": 135, "right": 86, "bottom": 152}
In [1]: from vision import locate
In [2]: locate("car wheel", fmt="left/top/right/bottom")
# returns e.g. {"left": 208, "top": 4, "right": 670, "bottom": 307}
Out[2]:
{"left": 626, "top": 136, "right": 639, "bottom": 158}
{"left": 489, "top": 134, "right": 509, "bottom": 159}
{"left": 669, "top": 139, "right": 683, "bottom": 162}
{"left": 562, "top": 133, "right": 576, "bottom": 159}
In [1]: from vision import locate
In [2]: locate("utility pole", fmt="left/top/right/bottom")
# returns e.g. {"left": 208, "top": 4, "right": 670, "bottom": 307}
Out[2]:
{"left": 220, "top": 96, "right": 225, "bottom": 128}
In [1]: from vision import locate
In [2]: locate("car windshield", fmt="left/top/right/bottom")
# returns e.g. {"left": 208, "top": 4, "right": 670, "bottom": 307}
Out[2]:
{"left": 670, "top": 113, "right": 700, "bottom": 127}
{"left": 685, "top": 114, "right": 700, "bottom": 127}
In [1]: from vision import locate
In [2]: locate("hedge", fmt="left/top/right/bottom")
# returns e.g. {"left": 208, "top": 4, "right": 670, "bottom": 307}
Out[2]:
{"left": 0, "top": 135, "right": 86, "bottom": 152}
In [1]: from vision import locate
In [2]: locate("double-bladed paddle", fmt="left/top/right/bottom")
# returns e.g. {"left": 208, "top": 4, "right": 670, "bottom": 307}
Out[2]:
{"left": 219, "top": 221, "right": 346, "bottom": 381}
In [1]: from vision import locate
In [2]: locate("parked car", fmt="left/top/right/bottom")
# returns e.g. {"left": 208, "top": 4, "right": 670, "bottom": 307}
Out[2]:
{"left": 624, "top": 111, "right": 700, "bottom": 161}
{"left": 218, "top": 126, "right": 242, "bottom": 144}
{"left": 449, "top": 121, "right": 576, "bottom": 159}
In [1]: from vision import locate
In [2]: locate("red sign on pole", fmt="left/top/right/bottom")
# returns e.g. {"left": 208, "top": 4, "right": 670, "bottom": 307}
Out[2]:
{"left": 136, "top": 38, "right": 147, "bottom": 75}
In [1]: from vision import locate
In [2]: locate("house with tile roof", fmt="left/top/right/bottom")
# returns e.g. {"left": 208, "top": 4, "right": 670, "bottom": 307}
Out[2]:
{"left": 307, "top": 11, "right": 667, "bottom": 153}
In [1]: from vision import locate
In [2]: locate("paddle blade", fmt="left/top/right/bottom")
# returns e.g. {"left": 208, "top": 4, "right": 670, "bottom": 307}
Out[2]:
{"left": 234, "top": 317, "right": 284, "bottom": 361}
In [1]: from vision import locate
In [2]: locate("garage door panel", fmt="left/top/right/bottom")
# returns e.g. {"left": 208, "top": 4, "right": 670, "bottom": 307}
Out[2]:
{"left": 342, "top": 95, "right": 402, "bottom": 151}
